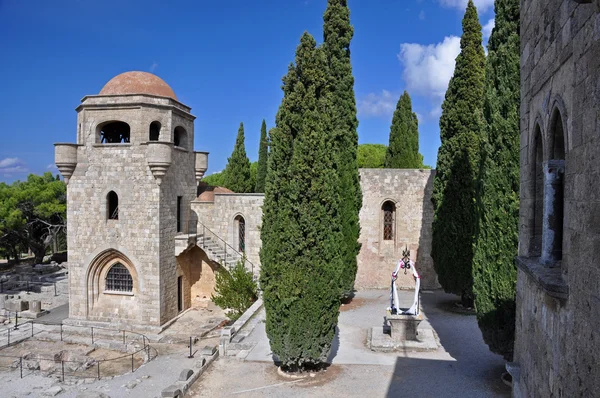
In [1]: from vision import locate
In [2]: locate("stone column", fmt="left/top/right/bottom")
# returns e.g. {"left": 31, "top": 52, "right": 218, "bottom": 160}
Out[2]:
{"left": 541, "top": 160, "right": 565, "bottom": 266}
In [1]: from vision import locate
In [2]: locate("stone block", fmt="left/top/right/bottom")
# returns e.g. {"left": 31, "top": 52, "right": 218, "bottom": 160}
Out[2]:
{"left": 30, "top": 300, "right": 42, "bottom": 313}
{"left": 201, "top": 345, "right": 217, "bottom": 356}
{"left": 161, "top": 385, "right": 182, "bottom": 398}
{"left": 178, "top": 368, "right": 194, "bottom": 381}
{"left": 386, "top": 313, "right": 423, "bottom": 342}
{"left": 5, "top": 300, "right": 28, "bottom": 312}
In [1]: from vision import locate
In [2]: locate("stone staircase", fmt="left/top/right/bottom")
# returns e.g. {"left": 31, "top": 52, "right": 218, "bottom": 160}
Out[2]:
{"left": 174, "top": 222, "right": 255, "bottom": 276}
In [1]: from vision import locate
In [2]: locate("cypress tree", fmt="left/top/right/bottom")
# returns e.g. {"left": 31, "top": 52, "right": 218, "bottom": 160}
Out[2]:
{"left": 472, "top": 0, "right": 520, "bottom": 360}
{"left": 323, "top": 0, "right": 361, "bottom": 296}
{"left": 223, "top": 122, "right": 253, "bottom": 193}
{"left": 385, "top": 91, "right": 423, "bottom": 168}
{"left": 255, "top": 120, "right": 269, "bottom": 193}
{"left": 260, "top": 33, "right": 343, "bottom": 371}
{"left": 431, "top": 0, "right": 485, "bottom": 306}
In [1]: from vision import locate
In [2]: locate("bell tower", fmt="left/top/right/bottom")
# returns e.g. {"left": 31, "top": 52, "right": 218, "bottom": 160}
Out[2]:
{"left": 55, "top": 71, "right": 208, "bottom": 331}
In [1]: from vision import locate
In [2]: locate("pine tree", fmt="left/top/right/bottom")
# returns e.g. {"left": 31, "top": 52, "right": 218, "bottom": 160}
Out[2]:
{"left": 472, "top": 0, "right": 520, "bottom": 360}
{"left": 260, "top": 33, "right": 343, "bottom": 371}
{"left": 323, "top": 0, "right": 361, "bottom": 296}
{"left": 385, "top": 91, "right": 423, "bottom": 168}
{"left": 255, "top": 120, "right": 269, "bottom": 193}
{"left": 431, "top": 0, "right": 486, "bottom": 306}
{"left": 223, "top": 122, "right": 253, "bottom": 193}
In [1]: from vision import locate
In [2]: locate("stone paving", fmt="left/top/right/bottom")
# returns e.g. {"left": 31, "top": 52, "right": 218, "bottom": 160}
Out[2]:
{"left": 190, "top": 290, "right": 511, "bottom": 397}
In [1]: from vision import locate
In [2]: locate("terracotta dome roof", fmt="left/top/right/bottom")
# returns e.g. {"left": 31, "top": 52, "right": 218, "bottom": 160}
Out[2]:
{"left": 99, "top": 71, "right": 177, "bottom": 100}
{"left": 197, "top": 185, "right": 234, "bottom": 202}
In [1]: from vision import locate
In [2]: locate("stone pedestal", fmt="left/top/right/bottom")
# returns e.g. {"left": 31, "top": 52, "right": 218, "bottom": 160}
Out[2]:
{"left": 387, "top": 313, "right": 423, "bottom": 341}
{"left": 30, "top": 300, "right": 42, "bottom": 313}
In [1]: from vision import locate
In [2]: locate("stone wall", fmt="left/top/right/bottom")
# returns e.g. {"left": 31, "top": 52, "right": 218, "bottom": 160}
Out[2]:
{"left": 192, "top": 193, "right": 264, "bottom": 274}
{"left": 356, "top": 169, "right": 438, "bottom": 290}
{"left": 193, "top": 170, "right": 438, "bottom": 291}
{"left": 515, "top": 1, "right": 600, "bottom": 396}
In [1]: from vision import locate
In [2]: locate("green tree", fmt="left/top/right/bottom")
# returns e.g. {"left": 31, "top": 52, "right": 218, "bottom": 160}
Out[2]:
{"left": 223, "top": 122, "right": 253, "bottom": 193}
{"left": 260, "top": 33, "right": 343, "bottom": 371}
{"left": 357, "top": 144, "right": 387, "bottom": 168}
{"left": 201, "top": 171, "right": 226, "bottom": 187}
{"left": 472, "top": 0, "right": 520, "bottom": 360}
{"left": 212, "top": 258, "right": 258, "bottom": 321}
{"left": 0, "top": 173, "right": 66, "bottom": 264}
{"left": 255, "top": 120, "right": 269, "bottom": 193}
{"left": 323, "top": 0, "right": 361, "bottom": 296}
{"left": 431, "top": 0, "right": 486, "bottom": 307}
{"left": 384, "top": 91, "right": 424, "bottom": 168}
{"left": 202, "top": 162, "right": 257, "bottom": 191}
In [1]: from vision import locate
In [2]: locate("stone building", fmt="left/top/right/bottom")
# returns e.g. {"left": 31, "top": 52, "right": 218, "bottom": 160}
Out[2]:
{"left": 512, "top": 1, "right": 600, "bottom": 396}
{"left": 55, "top": 71, "right": 438, "bottom": 332}
{"left": 191, "top": 169, "right": 439, "bottom": 290}
{"left": 55, "top": 71, "right": 212, "bottom": 332}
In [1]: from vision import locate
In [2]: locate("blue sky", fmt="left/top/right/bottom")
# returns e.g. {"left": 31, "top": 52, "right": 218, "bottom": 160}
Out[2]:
{"left": 0, "top": 0, "right": 495, "bottom": 182}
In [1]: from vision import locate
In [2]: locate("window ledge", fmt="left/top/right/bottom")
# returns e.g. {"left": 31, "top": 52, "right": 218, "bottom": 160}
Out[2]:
{"left": 515, "top": 256, "right": 569, "bottom": 300}
{"left": 174, "top": 146, "right": 188, "bottom": 152}
{"left": 103, "top": 290, "right": 134, "bottom": 296}
{"left": 93, "top": 143, "right": 132, "bottom": 148}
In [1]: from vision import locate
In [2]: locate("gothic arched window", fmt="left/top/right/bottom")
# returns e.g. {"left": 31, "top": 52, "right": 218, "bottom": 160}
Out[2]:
{"left": 235, "top": 215, "right": 246, "bottom": 253}
{"left": 105, "top": 263, "right": 133, "bottom": 292}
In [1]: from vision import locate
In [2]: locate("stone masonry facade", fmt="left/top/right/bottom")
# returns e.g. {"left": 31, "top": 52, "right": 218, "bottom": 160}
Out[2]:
{"left": 194, "top": 169, "right": 438, "bottom": 291}
{"left": 55, "top": 72, "right": 206, "bottom": 332}
{"left": 356, "top": 169, "right": 438, "bottom": 290}
{"left": 56, "top": 72, "right": 440, "bottom": 333}
{"left": 514, "top": 1, "right": 600, "bottom": 396}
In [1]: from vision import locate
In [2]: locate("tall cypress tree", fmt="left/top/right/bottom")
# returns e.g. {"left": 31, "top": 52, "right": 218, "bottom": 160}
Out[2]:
{"left": 431, "top": 0, "right": 485, "bottom": 306}
{"left": 224, "top": 122, "right": 253, "bottom": 193}
{"left": 255, "top": 120, "right": 269, "bottom": 193}
{"left": 260, "top": 33, "right": 343, "bottom": 371}
{"left": 385, "top": 91, "right": 423, "bottom": 168}
{"left": 323, "top": 0, "right": 361, "bottom": 296}
{"left": 472, "top": 0, "right": 520, "bottom": 360}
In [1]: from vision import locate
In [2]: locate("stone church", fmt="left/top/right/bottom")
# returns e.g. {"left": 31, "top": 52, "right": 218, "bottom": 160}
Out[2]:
{"left": 512, "top": 0, "right": 600, "bottom": 396}
{"left": 55, "top": 71, "right": 438, "bottom": 333}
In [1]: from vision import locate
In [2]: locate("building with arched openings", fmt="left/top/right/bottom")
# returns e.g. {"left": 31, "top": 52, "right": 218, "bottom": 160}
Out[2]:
{"left": 55, "top": 71, "right": 440, "bottom": 332}
{"left": 512, "top": 1, "right": 600, "bottom": 396}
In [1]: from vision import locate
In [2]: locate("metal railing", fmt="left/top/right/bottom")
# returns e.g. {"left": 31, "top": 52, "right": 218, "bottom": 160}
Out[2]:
{"left": 197, "top": 221, "right": 255, "bottom": 276}
{"left": 0, "top": 320, "right": 156, "bottom": 381}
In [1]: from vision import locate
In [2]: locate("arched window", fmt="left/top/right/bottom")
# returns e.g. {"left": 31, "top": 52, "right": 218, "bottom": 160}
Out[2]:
{"left": 105, "top": 263, "right": 133, "bottom": 292}
{"left": 107, "top": 191, "right": 118, "bottom": 220}
{"left": 174, "top": 126, "right": 187, "bottom": 149}
{"left": 531, "top": 126, "right": 544, "bottom": 256}
{"left": 149, "top": 121, "right": 161, "bottom": 141}
{"left": 99, "top": 121, "right": 130, "bottom": 143}
{"left": 542, "top": 109, "right": 565, "bottom": 262}
{"left": 235, "top": 215, "right": 246, "bottom": 252}
{"left": 382, "top": 201, "right": 395, "bottom": 241}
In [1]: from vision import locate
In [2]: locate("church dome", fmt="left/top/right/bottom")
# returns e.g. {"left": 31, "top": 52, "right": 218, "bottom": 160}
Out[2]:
{"left": 99, "top": 71, "right": 177, "bottom": 100}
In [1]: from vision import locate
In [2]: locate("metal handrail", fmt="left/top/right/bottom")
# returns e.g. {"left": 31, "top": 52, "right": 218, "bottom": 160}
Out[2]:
{"left": 196, "top": 221, "right": 255, "bottom": 276}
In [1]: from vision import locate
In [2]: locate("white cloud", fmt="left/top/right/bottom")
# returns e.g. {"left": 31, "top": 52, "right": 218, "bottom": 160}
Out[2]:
{"left": 0, "top": 158, "right": 27, "bottom": 177}
{"left": 398, "top": 37, "right": 462, "bottom": 120}
{"left": 149, "top": 62, "right": 158, "bottom": 73}
{"left": 47, "top": 164, "right": 58, "bottom": 170}
{"left": 357, "top": 90, "right": 397, "bottom": 118}
{"left": 482, "top": 18, "right": 495, "bottom": 42}
{"left": 0, "top": 157, "right": 20, "bottom": 168}
{"left": 438, "top": 0, "right": 494, "bottom": 12}
{"left": 398, "top": 36, "right": 461, "bottom": 101}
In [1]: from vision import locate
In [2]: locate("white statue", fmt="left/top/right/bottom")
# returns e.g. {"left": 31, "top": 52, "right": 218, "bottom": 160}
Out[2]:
{"left": 388, "top": 247, "right": 420, "bottom": 316}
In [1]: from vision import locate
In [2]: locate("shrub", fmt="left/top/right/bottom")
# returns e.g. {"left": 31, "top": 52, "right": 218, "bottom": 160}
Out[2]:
{"left": 212, "top": 259, "right": 258, "bottom": 321}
